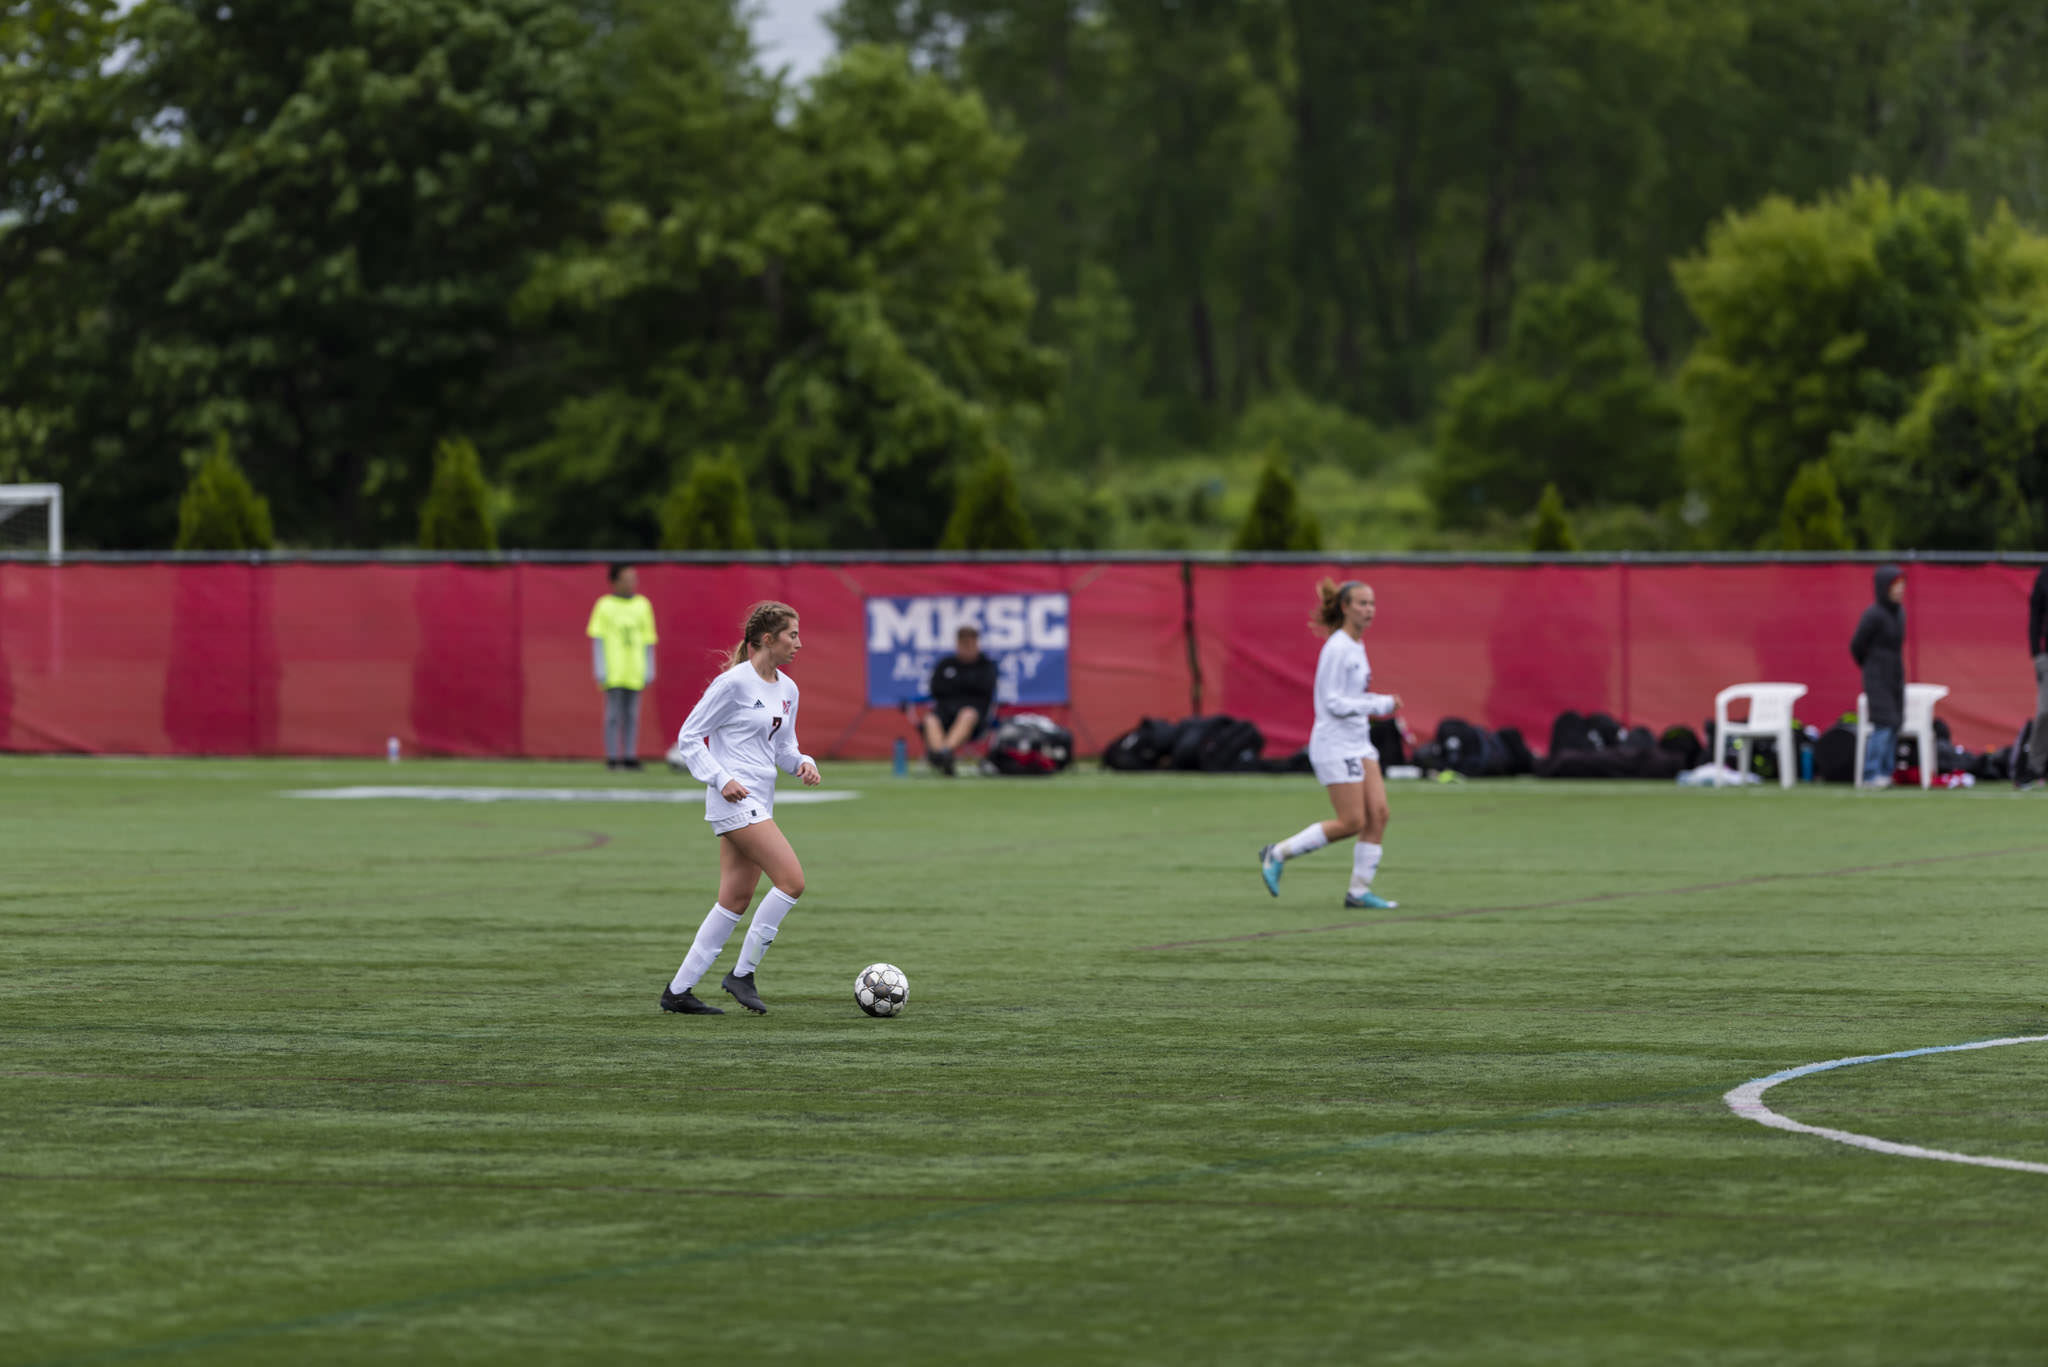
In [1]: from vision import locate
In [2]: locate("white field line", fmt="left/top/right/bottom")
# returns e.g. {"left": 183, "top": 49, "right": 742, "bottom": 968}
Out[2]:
{"left": 1724, "top": 1035, "right": 2048, "bottom": 1174}
{"left": 283, "top": 787, "right": 859, "bottom": 805}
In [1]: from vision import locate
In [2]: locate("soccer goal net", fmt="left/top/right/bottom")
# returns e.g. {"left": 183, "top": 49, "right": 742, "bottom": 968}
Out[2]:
{"left": 0, "top": 484, "right": 63, "bottom": 558}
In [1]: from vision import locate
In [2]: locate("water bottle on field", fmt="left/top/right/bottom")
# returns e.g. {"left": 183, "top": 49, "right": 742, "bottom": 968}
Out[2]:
{"left": 892, "top": 737, "right": 908, "bottom": 776}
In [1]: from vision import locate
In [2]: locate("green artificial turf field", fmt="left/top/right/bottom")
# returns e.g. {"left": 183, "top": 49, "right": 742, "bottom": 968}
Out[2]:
{"left": 5, "top": 757, "right": 2047, "bottom": 1365}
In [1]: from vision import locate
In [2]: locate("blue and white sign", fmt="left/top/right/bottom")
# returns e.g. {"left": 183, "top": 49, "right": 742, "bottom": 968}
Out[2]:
{"left": 865, "top": 594, "right": 1071, "bottom": 706}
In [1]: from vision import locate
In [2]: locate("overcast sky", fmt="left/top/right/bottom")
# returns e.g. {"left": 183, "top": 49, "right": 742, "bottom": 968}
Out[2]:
{"left": 752, "top": 0, "right": 838, "bottom": 80}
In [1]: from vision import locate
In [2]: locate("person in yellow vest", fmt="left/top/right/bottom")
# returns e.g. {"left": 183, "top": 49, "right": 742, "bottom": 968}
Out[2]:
{"left": 588, "top": 563, "right": 658, "bottom": 770}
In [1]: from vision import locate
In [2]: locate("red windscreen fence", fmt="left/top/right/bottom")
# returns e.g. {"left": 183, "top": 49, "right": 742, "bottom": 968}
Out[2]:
{"left": 0, "top": 559, "right": 2031, "bottom": 759}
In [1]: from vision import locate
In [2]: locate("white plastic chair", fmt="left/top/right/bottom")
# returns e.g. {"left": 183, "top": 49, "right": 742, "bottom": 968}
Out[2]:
{"left": 1855, "top": 684, "right": 1949, "bottom": 790}
{"left": 1714, "top": 683, "right": 1809, "bottom": 790}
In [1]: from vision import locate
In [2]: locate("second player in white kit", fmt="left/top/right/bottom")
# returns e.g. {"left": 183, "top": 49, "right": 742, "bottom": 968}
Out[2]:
{"left": 1259, "top": 580, "right": 1404, "bottom": 909}
{"left": 658, "top": 600, "right": 822, "bottom": 1016}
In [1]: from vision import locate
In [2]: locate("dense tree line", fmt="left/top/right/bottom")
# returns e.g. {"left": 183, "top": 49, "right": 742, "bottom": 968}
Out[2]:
{"left": 9, "top": 0, "right": 2048, "bottom": 550}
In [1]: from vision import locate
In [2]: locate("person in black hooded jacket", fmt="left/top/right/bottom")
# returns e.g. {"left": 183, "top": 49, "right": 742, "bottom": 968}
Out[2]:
{"left": 2025, "top": 566, "right": 2048, "bottom": 784}
{"left": 1850, "top": 566, "right": 1906, "bottom": 787}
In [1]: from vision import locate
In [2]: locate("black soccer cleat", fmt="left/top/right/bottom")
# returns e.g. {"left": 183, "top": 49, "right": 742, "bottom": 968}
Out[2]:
{"left": 721, "top": 970, "right": 768, "bottom": 1014}
{"left": 660, "top": 986, "right": 723, "bottom": 1015}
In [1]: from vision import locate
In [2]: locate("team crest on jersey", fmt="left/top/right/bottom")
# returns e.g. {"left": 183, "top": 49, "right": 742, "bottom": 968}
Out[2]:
{"left": 782, "top": 700, "right": 793, "bottom": 714}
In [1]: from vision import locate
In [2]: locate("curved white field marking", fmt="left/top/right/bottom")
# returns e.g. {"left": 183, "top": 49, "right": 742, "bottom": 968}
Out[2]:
{"left": 283, "top": 786, "right": 859, "bottom": 805}
{"left": 1725, "top": 1035, "right": 2048, "bottom": 1173}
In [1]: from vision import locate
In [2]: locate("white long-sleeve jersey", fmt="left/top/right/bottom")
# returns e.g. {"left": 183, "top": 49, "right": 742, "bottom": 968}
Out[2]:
{"left": 1310, "top": 629, "right": 1397, "bottom": 750}
{"left": 674, "top": 662, "right": 813, "bottom": 796}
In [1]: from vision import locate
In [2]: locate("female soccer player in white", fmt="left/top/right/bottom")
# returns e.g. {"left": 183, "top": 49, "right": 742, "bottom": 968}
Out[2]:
{"left": 659, "top": 600, "right": 822, "bottom": 1016}
{"left": 1258, "top": 579, "right": 1402, "bottom": 909}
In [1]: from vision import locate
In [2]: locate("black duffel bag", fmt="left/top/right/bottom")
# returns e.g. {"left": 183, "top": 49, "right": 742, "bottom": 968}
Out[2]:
{"left": 1102, "top": 717, "right": 1182, "bottom": 771}
{"left": 1197, "top": 717, "right": 1266, "bottom": 772}
{"left": 1169, "top": 716, "right": 1232, "bottom": 770}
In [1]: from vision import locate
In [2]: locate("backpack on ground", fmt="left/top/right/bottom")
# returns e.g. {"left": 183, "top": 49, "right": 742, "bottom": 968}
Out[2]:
{"left": 1169, "top": 716, "right": 1232, "bottom": 771}
{"left": 985, "top": 714, "right": 1074, "bottom": 776}
{"left": 1196, "top": 717, "right": 1266, "bottom": 772}
{"left": 1102, "top": 717, "right": 1182, "bottom": 771}
{"left": 1535, "top": 746, "right": 1687, "bottom": 780}
{"left": 1813, "top": 724, "right": 1857, "bottom": 783}
{"left": 1549, "top": 710, "right": 1594, "bottom": 757}
{"left": 1657, "top": 725, "right": 1704, "bottom": 770}
{"left": 1435, "top": 717, "right": 1496, "bottom": 777}
{"left": 1257, "top": 748, "right": 1315, "bottom": 775}
{"left": 1497, "top": 727, "right": 1535, "bottom": 775}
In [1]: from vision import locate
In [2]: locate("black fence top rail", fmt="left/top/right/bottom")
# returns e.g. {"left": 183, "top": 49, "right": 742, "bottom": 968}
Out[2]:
{"left": 4, "top": 549, "right": 2048, "bottom": 567}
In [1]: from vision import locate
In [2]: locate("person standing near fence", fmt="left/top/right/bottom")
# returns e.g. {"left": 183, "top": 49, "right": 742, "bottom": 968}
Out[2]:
{"left": 588, "top": 563, "right": 658, "bottom": 770}
{"left": 1258, "top": 579, "right": 1403, "bottom": 909}
{"left": 2024, "top": 565, "right": 2048, "bottom": 787}
{"left": 1850, "top": 566, "right": 1906, "bottom": 789}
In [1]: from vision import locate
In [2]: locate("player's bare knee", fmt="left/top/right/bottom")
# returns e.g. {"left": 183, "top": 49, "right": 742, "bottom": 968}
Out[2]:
{"left": 778, "top": 871, "right": 806, "bottom": 899}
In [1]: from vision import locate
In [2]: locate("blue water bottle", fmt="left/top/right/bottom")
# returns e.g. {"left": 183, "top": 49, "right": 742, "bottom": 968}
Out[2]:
{"left": 1799, "top": 745, "right": 1814, "bottom": 783}
{"left": 892, "top": 737, "right": 908, "bottom": 776}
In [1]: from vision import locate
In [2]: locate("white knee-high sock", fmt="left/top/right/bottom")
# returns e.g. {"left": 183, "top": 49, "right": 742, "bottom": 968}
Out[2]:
{"left": 1348, "top": 842, "right": 1384, "bottom": 896}
{"left": 1276, "top": 822, "right": 1329, "bottom": 860}
{"left": 735, "top": 888, "right": 799, "bottom": 976}
{"left": 671, "top": 905, "right": 744, "bottom": 992}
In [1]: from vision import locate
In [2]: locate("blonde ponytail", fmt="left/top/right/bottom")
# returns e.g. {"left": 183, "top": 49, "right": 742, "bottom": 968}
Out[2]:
{"left": 723, "top": 600, "right": 799, "bottom": 667}
{"left": 1312, "top": 579, "right": 1367, "bottom": 634}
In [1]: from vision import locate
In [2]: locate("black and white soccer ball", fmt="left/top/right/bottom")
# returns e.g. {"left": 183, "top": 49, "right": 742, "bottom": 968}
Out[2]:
{"left": 854, "top": 963, "right": 909, "bottom": 1017}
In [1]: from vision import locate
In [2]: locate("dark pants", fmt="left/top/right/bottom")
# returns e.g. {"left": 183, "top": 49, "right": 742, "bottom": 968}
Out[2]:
{"left": 604, "top": 687, "right": 643, "bottom": 761}
{"left": 2030, "top": 655, "right": 2048, "bottom": 778}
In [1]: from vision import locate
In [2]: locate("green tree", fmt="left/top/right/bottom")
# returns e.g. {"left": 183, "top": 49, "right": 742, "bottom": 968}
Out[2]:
{"left": 18, "top": 0, "right": 597, "bottom": 547}
{"left": 1528, "top": 482, "right": 1579, "bottom": 552}
{"left": 1777, "top": 461, "right": 1853, "bottom": 550}
{"left": 512, "top": 34, "right": 1057, "bottom": 548}
{"left": 1234, "top": 392, "right": 1386, "bottom": 477}
{"left": 175, "top": 437, "right": 274, "bottom": 551}
{"left": 0, "top": 1, "right": 121, "bottom": 497}
{"left": 659, "top": 456, "right": 758, "bottom": 551}
{"left": 940, "top": 450, "right": 1037, "bottom": 551}
{"left": 418, "top": 438, "right": 499, "bottom": 552}
{"left": 1674, "top": 181, "right": 1988, "bottom": 546}
{"left": 1429, "top": 262, "right": 1680, "bottom": 528}
{"left": 1232, "top": 452, "right": 1321, "bottom": 552}
{"left": 1838, "top": 315, "right": 2048, "bottom": 550}
{"left": 1034, "top": 264, "right": 1158, "bottom": 470}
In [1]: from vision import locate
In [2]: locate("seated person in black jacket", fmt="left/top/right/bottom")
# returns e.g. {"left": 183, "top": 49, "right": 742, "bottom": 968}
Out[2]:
{"left": 921, "top": 625, "right": 999, "bottom": 775}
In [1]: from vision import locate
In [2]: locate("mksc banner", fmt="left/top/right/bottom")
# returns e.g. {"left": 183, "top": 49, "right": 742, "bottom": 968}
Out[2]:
{"left": 865, "top": 593, "right": 1071, "bottom": 706}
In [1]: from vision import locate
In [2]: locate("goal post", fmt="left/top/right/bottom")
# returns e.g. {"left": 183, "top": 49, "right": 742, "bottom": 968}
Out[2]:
{"left": 0, "top": 483, "right": 63, "bottom": 559}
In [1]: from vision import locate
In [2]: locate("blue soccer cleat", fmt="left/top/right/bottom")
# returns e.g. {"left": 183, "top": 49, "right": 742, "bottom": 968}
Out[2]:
{"left": 1258, "top": 845, "right": 1284, "bottom": 898}
{"left": 1342, "top": 890, "right": 1399, "bottom": 910}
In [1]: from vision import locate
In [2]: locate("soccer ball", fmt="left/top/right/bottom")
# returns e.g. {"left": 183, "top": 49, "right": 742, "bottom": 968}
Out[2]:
{"left": 854, "top": 963, "right": 909, "bottom": 1017}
